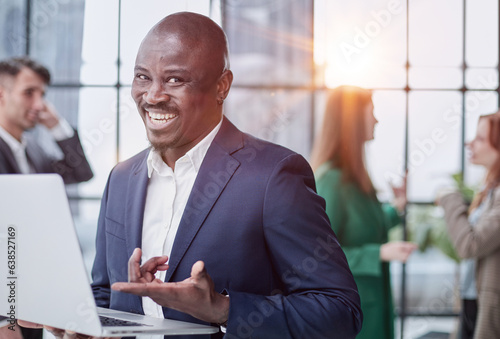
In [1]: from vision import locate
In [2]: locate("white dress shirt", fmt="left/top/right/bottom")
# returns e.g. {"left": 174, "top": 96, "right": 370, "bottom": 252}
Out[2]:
{"left": 0, "top": 120, "right": 74, "bottom": 174}
{"left": 141, "top": 120, "right": 222, "bottom": 319}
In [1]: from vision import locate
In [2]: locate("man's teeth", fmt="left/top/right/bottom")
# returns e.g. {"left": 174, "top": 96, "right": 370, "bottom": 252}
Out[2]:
{"left": 147, "top": 111, "right": 176, "bottom": 124}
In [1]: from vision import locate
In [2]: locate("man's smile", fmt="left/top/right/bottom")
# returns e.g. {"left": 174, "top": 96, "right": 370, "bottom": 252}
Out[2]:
{"left": 146, "top": 110, "right": 178, "bottom": 126}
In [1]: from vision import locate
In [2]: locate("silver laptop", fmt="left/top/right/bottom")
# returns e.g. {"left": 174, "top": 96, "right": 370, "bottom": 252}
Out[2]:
{"left": 0, "top": 174, "right": 219, "bottom": 337}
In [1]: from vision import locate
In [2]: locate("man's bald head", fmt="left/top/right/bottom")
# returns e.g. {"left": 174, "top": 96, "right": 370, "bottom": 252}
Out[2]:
{"left": 131, "top": 11, "right": 233, "bottom": 167}
{"left": 145, "top": 12, "right": 230, "bottom": 74}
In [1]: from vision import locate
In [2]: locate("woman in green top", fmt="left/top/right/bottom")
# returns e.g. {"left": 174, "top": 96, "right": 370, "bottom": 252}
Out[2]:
{"left": 310, "top": 86, "right": 417, "bottom": 339}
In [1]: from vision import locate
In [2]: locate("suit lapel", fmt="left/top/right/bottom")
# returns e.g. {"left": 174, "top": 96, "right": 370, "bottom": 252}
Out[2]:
{"left": 0, "top": 136, "right": 22, "bottom": 173}
{"left": 164, "top": 118, "right": 243, "bottom": 282}
{"left": 124, "top": 152, "right": 150, "bottom": 260}
{"left": 25, "top": 143, "right": 44, "bottom": 173}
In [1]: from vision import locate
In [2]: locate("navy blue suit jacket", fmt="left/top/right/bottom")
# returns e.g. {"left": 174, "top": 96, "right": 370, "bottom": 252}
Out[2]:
{"left": 91, "top": 118, "right": 362, "bottom": 338}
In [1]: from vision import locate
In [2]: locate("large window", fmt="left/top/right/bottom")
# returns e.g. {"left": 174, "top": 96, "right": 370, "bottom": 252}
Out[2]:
{"left": 1, "top": 1, "right": 498, "bottom": 338}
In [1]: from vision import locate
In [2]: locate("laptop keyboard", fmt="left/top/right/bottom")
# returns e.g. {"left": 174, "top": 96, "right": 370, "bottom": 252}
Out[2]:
{"left": 99, "top": 315, "right": 152, "bottom": 327}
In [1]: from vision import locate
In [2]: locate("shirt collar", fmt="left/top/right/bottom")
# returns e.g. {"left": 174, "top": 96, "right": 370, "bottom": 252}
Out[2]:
{"left": 0, "top": 125, "right": 27, "bottom": 154}
{"left": 146, "top": 119, "right": 223, "bottom": 178}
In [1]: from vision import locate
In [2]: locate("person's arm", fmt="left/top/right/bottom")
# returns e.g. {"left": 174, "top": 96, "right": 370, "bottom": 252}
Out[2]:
{"left": 381, "top": 203, "right": 401, "bottom": 230}
{"left": 51, "top": 131, "right": 94, "bottom": 183}
{"left": 440, "top": 189, "right": 500, "bottom": 259}
{"left": 39, "top": 100, "right": 94, "bottom": 184}
{"left": 114, "top": 154, "right": 362, "bottom": 338}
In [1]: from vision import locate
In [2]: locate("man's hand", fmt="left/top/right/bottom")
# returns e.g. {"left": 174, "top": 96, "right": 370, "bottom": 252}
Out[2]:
{"left": 18, "top": 316, "right": 115, "bottom": 339}
{"left": 112, "top": 249, "right": 229, "bottom": 324}
{"left": 15, "top": 320, "right": 43, "bottom": 329}
{"left": 127, "top": 248, "right": 169, "bottom": 283}
{"left": 44, "top": 326, "right": 115, "bottom": 339}
{"left": 38, "top": 100, "right": 60, "bottom": 129}
{"left": 0, "top": 322, "right": 23, "bottom": 339}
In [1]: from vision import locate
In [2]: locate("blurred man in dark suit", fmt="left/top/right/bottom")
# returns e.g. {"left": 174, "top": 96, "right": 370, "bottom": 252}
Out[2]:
{"left": 0, "top": 57, "right": 93, "bottom": 184}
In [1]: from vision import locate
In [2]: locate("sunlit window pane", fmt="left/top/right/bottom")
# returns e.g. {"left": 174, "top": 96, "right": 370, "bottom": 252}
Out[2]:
{"left": 409, "top": 0, "right": 463, "bottom": 67}
{"left": 29, "top": 0, "right": 85, "bottom": 84}
{"left": 77, "top": 88, "right": 117, "bottom": 198}
{"left": 226, "top": 0, "right": 313, "bottom": 87}
{"left": 466, "top": 0, "right": 499, "bottom": 67}
{"left": 326, "top": 65, "right": 407, "bottom": 89}
{"left": 408, "top": 91, "right": 462, "bottom": 202}
{"left": 80, "top": 0, "right": 118, "bottom": 85}
{"left": 44, "top": 87, "right": 82, "bottom": 128}
{"left": 0, "top": 0, "right": 26, "bottom": 58}
{"left": 366, "top": 90, "right": 407, "bottom": 202}
{"left": 465, "top": 68, "right": 499, "bottom": 90}
{"left": 409, "top": 67, "right": 462, "bottom": 89}
{"left": 225, "top": 89, "right": 313, "bottom": 158}
{"left": 316, "top": 0, "right": 407, "bottom": 88}
{"left": 118, "top": 87, "right": 150, "bottom": 161}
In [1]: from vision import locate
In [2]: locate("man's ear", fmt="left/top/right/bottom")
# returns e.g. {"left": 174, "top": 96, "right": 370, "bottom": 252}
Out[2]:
{"left": 217, "top": 70, "right": 233, "bottom": 101}
{"left": 0, "top": 76, "right": 14, "bottom": 104}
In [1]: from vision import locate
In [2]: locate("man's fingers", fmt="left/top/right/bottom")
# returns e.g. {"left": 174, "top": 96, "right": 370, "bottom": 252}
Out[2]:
{"left": 44, "top": 325, "right": 67, "bottom": 338}
{"left": 43, "top": 326, "right": 106, "bottom": 339}
{"left": 63, "top": 330, "right": 78, "bottom": 339}
{"left": 112, "top": 282, "right": 152, "bottom": 296}
{"left": 128, "top": 248, "right": 169, "bottom": 283}
{"left": 190, "top": 261, "right": 206, "bottom": 280}
{"left": 128, "top": 248, "right": 142, "bottom": 282}
{"left": 140, "top": 255, "right": 169, "bottom": 275}
{"left": 17, "top": 320, "right": 43, "bottom": 328}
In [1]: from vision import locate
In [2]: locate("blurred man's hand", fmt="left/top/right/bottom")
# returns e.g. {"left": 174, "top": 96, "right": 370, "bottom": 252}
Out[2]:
{"left": 38, "top": 100, "right": 60, "bottom": 129}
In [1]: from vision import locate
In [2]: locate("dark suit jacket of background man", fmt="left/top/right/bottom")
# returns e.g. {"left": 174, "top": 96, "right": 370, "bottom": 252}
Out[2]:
{"left": 91, "top": 117, "right": 362, "bottom": 339}
{"left": 0, "top": 130, "right": 93, "bottom": 184}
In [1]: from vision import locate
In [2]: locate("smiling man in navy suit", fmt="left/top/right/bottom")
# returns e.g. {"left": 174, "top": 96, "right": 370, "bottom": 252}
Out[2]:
{"left": 91, "top": 12, "right": 362, "bottom": 339}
